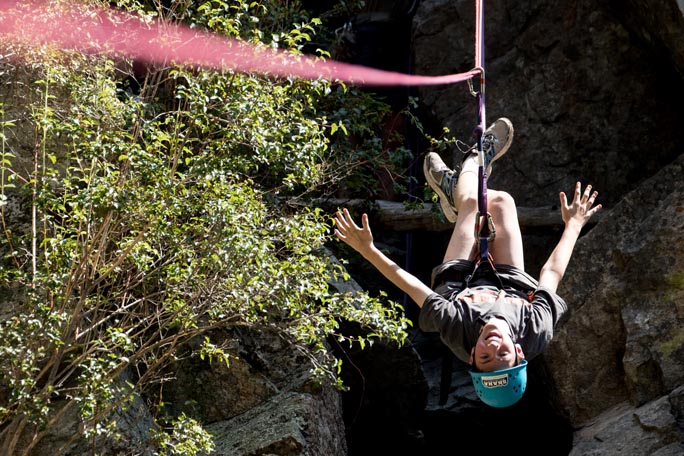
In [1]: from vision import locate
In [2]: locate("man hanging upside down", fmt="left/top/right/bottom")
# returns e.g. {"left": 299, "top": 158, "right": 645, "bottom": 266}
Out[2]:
{"left": 334, "top": 118, "right": 602, "bottom": 407}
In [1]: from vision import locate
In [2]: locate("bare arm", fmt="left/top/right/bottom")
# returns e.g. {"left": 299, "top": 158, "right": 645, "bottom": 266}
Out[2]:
{"left": 538, "top": 182, "right": 602, "bottom": 293}
{"left": 334, "top": 208, "right": 433, "bottom": 308}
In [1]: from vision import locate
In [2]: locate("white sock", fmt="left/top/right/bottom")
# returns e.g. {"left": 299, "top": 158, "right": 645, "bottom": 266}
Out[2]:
{"left": 460, "top": 152, "right": 479, "bottom": 175}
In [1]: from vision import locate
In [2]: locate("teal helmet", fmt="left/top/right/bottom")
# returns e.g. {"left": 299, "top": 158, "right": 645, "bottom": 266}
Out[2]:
{"left": 469, "top": 359, "right": 527, "bottom": 408}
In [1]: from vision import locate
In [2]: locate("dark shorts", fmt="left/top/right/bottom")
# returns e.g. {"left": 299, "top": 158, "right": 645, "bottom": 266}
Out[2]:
{"left": 431, "top": 259, "right": 539, "bottom": 300}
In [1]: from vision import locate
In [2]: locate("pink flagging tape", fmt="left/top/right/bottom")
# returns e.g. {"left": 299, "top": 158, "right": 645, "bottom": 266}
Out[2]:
{"left": 0, "top": 0, "right": 478, "bottom": 87}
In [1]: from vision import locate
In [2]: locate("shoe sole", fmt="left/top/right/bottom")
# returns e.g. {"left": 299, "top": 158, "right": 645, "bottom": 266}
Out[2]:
{"left": 423, "top": 153, "right": 458, "bottom": 223}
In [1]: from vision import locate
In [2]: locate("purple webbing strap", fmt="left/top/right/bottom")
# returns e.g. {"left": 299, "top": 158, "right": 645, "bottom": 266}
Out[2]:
{"left": 474, "top": 0, "right": 490, "bottom": 261}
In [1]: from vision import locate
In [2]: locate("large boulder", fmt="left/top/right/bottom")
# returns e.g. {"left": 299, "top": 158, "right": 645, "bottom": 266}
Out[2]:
{"left": 546, "top": 154, "right": 684, "bottom": 426}
{"left": 569, "top": 388, "right": 684, "bottom": 455}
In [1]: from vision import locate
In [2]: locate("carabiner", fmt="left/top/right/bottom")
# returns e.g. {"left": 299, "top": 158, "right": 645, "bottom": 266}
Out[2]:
{"left": 467, "top": 66, "right": 485, "bottom": 97}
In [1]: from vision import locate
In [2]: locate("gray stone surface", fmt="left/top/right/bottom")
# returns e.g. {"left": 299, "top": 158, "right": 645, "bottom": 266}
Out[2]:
{"left": 546, "top": 155, "right": 684, "bottom": 426}
{"left": 413, "top": 0, "right": 684, "bottom": 210}
{"left": 206, "top": 390, "right": 347, "bottom": 456}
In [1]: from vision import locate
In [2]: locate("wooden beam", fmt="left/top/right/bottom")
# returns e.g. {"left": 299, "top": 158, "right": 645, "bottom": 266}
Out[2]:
{"left": 292, "top": 198, "right": 605, "bottom": 232}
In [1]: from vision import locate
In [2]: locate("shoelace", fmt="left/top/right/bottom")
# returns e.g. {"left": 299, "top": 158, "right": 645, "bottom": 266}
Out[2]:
{"left": 456, "top": 135, "right": 498, "bottom": 156}
{"left": 482, "top": 134, "right": 498, "bottom": 155}
{"left": 455, "top": 139, "right": 475, "bottom": 155}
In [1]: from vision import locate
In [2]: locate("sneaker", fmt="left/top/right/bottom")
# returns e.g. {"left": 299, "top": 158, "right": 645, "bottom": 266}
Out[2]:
{"left": 423, "top": 152, "right": 459, "bottom": 223}
{"left": 481, "top": 117, "right": 514, "bottom": 176}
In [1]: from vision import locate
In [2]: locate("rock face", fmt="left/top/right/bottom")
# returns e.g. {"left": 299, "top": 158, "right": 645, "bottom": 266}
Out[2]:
{"left": 402, "top": 0, "right": 684, "bottom": 454}
{"left": 413, "top": 0, "right": 683, "bottom": 210}
{"left": 544, "top": 156, "right": 684, "bottom": 454}
{"left": 206, "top": 390, "right": 346, "bottom": 456}
{"left": 547, "top": 156, "right": 684, "bottom": 423}
{"left": 158, "top": 283, "right": 351, "bottom": 456}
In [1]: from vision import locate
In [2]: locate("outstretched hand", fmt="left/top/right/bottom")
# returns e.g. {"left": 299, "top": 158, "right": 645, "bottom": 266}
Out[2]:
{"left": 560, "top": 182, "right": 602, "bottom": 229}
{"left": 334, "top": 208, "right": 374, "bottom": 255}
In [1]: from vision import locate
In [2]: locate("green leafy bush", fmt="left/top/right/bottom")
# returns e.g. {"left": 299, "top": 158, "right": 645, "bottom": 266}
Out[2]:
{"left": 0, "top": 0, "right": 414, "bottom": 454}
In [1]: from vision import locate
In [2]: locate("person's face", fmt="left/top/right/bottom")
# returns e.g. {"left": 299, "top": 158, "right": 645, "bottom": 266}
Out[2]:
{"left": 470, "top": 317, "right": 524, "bottom": 372}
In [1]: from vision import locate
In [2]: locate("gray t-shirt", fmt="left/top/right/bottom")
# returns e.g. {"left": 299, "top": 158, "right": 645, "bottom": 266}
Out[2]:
{"left": 419, "top": 265, "right": 567, "bottom": 364}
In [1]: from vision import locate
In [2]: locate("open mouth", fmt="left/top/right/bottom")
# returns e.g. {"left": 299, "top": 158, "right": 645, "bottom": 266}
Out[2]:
{"left": 484, "top": 329, "right": 502, "bottom": 342}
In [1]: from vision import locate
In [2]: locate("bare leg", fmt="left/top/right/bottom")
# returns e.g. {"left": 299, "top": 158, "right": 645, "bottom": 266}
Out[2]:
{"left": 487, "top": 190, "right": 525, "bottom": 270}
{"left": 443, "top": 156, "right": 478, "bottom": 262}
{"left": 442, "top": 156, "right": 524, "bottom": 269}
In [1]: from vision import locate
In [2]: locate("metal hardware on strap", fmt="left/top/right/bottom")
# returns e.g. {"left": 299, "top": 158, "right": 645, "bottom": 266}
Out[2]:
{"left": 467, "top": 66, "right": 485, "bottom": 97}
{"left": 474, "top": 212, "right": 496, "bottom": 242}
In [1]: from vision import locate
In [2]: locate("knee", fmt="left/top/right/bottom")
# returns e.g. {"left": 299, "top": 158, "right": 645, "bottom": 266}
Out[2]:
{"left": 489, "top": 191, "right": 516, "bottom": 213}
{"left": 457, "top": 193, "right": 478, "bottom": 211}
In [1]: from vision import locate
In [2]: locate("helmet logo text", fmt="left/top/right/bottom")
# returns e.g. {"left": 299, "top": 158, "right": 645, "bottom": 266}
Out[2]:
{"left": 482, "top": 374, "right": 509, "bottom": 388}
